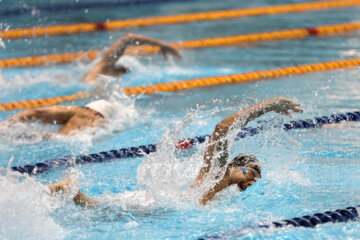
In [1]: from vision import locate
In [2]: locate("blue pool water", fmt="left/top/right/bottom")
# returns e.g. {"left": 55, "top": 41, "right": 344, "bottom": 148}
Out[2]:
{"left": 1, "top": 0, "right": 360, "bottom": 239}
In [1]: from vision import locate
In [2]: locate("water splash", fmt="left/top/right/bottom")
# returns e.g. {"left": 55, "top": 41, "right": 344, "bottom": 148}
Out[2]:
{"left": 0, "top": 169, "right": 66, "bottom": 240}
{"left": 51, "top": 76, "right": 142, "bottom": 146}
{"left": 1, "top": 69, "right": 80, "bottom": 91}
{"left": 134, "top": 106, "right": 250, "bottom": 207}
{"left": 0, "top": 121, "right": 51, "bottom": 145}
{"left": 99, "top": 190, "right": 156, "bottom": 212}
{"left": 136, "top": 110, "right": 201, "bottom": 205}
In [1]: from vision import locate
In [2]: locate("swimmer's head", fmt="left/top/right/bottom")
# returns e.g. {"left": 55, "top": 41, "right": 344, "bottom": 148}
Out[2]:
{"left": 85, "top": 99, "right": 115, "bottom": 119}
{"left": 229, "top": 154, "right": 261, "bottom": 176}
{"left": 228, "top": 154, "right": 261, "bottom": 191}
{"left": 117, "top": 65, "right": 131, "bottom": 74}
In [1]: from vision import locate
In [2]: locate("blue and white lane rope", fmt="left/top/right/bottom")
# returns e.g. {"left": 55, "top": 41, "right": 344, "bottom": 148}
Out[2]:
{"left": 10, "top": 111, "right": 360, "bottom": 175}
{"left": 198, "top": 206, "right": 359, "bottom": 239}
{"left": 0, "top": 0, "right": 194, "bottom": 17}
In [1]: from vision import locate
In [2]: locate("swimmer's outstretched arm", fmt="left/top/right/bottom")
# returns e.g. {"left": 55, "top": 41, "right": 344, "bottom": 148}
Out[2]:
{"left": 5, "top": 106, "right": 81, "bottom": 125}
{"left": 47, "top": 179, "right": 99, "bottom": 207}
{"left": 195, "top": 97, "right": 303, "bottom": 205}
{"left": 83, "top": 33, "right": 182, "bottom": 82}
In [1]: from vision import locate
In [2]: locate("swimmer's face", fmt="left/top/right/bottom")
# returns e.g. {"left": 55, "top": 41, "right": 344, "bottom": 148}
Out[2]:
{"left": 237, "top": 167, "right": 261, "bottom": 192}
{"left": 237, "top": 180, "right": 256, "bottom": 191}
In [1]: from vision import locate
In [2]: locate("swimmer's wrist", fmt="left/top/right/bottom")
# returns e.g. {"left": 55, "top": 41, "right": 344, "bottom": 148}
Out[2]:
{"left": 263, "top": 98, "right": 283, "bottom": 113}
{"left": 252, "top": 100, "right": 274, "bottom": 115}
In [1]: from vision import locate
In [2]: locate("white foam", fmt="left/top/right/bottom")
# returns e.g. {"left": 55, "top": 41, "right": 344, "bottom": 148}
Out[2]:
{"left": 135, "top": 109, "right": 228, "bottom": 207}
{"left": 266, "top": 168, "right": 311, "bottom": 186}
{"left": 99, "top": 190, "right": 156, "bottom": 212}
{"left": 0, "top": 171, "right": 66, "bottom": 240}
{"left": 1, "top": 70, "right": 78, "bottom": 90}
{"left": 52, "top": 76, "right": 142, "bottom": 146}
{"left": 0, "top": 121, "right": 50, "bottom": 145}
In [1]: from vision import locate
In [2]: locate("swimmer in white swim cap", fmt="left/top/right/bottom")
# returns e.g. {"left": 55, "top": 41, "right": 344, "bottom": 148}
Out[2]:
{"left": 85, "top": 99, "right": 115, "bottom": 119}
{"left": 0, "top": 99, "right": 115, "bottom": 136}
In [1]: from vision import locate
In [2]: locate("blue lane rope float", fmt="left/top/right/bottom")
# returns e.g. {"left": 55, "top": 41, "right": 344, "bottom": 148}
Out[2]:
{"left": 0, "top": 0, "right": 194, "bottom": 17}
{"left": 10, "top": 136, "right": 209, "bottom": 175}
{"left": 199, "top": 206, "right": 359, "bottom": 239}
{"left": 9, "top": 111, "right": 360, "bottom": 175}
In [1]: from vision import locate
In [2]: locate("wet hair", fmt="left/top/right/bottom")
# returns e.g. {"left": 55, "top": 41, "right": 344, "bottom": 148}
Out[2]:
{"left": 228, "top": 154, "right": 261, "bottom": 177}
{"left": 118, "top": 65, "right": 131, "bottom": 73}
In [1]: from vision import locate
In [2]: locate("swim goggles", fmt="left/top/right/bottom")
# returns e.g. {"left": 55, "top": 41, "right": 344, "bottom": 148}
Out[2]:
{"left": 237, "top": 167, "right": 256, "bottom": 180}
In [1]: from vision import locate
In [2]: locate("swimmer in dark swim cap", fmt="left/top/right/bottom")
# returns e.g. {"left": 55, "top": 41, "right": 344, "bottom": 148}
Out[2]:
{"left": 82, "top": 33, "right": 182, "bottom": 83}
{"left": 45, "top": 97, "right": 302, "bottom": 206}
{"left": 191, "top": 97, "right": 302, "bottom": 205}
{"left": 0, "top": 99, "right": 115, "bottom": 136}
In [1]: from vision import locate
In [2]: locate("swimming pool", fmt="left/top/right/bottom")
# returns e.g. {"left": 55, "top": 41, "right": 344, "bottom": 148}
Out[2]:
{"left": 1, "top": 0, "right": 360, "bottom": 239}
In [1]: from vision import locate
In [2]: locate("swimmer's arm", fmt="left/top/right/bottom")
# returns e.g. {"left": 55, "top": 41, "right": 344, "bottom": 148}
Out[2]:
{"left": 212, "top": 97, "right": 303, "bottom": 140}
{"left": 103, "top": 33, "right": 182, "bottom": 65}
{"left": 199, "top": 169, "right": 231, "bottom": 205}
{"left": 83, "top": 33, "right": 181, "bottom": 82}
{"left": 47, "top": 181, "right": 99, "bottom": 207}
{"left": 73, "top": 191, "right": 99, "bottom": 207}
{"left": 8, "top": 106, "right": 81, "bottom": 124}
{"left": 191, "top": 139, "right": 229, "bottom": 188}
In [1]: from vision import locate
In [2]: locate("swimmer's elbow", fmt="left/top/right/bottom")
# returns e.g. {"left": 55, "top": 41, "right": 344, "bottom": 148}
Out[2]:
{"left": 121, "top": 33, "right": 140, "bottom": 44}
{"left": 13, "top": 109, "right": 38, "bottom": 121}
{"left": 122, "top": 33, "right": 136, "bottom": 39}
{"left": 213, "top": 123, "right": 228, "bottom": 138}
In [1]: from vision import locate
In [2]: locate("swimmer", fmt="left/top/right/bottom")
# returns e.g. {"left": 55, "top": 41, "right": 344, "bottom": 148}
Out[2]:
{"left": 192, "top": 97, "right": 303, "bottom": 205}
{"left": 82, "top": 33, "right": 182, "bottom": 83}
{"left": 0, "top": 99, "right": 115, "bottom": 136}
{"left": 46, "top": 97, "right": 302, "bottom": 206}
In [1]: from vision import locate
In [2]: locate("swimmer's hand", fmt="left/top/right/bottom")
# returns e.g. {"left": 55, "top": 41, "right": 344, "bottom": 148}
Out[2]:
{"left": 159, "top": 43, "right": 182, "bottom": 61}
{"left": 116, "top": 33, "right": 182, "bottom": 60}
{"left": 268, "top": 97, "right": 303, "bottom": 117}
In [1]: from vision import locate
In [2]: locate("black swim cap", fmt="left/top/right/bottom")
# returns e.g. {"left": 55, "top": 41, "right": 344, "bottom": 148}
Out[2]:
{"left": 229, "top": 154, "right": 261, "bottom": 176}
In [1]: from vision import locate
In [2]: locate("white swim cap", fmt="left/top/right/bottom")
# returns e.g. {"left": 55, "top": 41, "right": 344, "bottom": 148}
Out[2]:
{"left": 85, "top": 99, "right": 115, "bottom": 119}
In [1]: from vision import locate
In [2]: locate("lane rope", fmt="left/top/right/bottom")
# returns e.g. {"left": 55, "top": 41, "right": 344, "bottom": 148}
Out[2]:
{"left": 0, "top": 92, "right": 90, "bottom": 112}
{"left": 0, "top": 0, "right": 194, "bottom": 17}
{"left": 0, "top": 50, "right": 99, "bottom": 69}
{"left": 199, "top": 206, "right": 359, "bottom": 239}
{"left": 2, "top": 21, "right": 360, "bottom": 69}
{"left": 2, "top": 57, "right": 360, "bottom": 112}
{"left": 10, "top": 111, "right": 360, "bottom": 175}
{"left": 123, "top": 57, "right": 360, "bottom": 95}
{"left": 2, "top": 0, "right": 360, "bottom": 40}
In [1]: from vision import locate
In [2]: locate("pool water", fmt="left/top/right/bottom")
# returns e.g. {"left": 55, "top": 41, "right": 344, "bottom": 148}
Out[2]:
{"left": 1, "top": 0, "right": 360, "bottom": 239}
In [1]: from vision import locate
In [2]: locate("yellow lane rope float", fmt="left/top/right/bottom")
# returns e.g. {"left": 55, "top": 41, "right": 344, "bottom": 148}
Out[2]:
{"left": 123, "top": 58, "right": 360, "bottom": 95}
{"left": 1, "top": 0, "right": 360, "bottom": 40}
{"left": 0, "top": 92, "right": 90, "bottom": 111}
{"left": 1, "top": 57, "right": 360, "bottom": 111}
{"left": 0, "top": 50, "right": 99, "bottom": 69}
{"left": 2, "top": 21, "right": 360, "bottom": 69}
